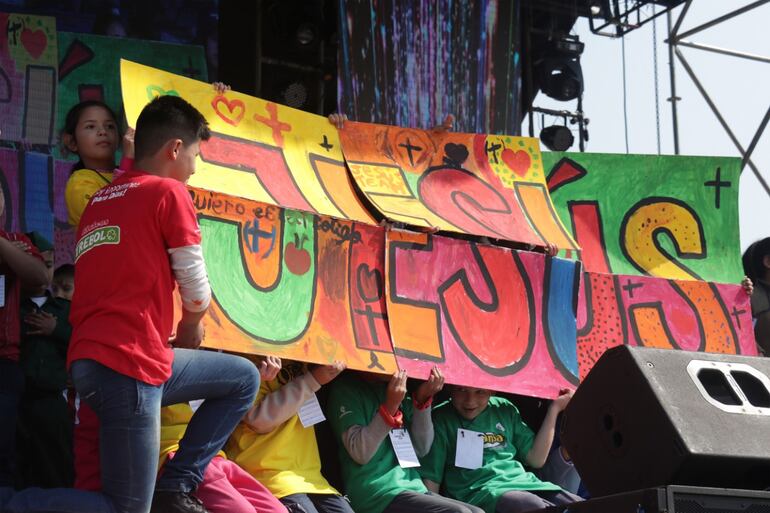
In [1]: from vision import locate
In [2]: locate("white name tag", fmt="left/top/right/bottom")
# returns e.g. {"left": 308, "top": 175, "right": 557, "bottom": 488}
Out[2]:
{"left": 389, "top": 428, "right": 420, "bottom": 468}
{"left": 455, "top": 428, "right": 484, "bottom": 469}
{"left": 298, "top": 393, "right": 326, "bottom": 428}
{"left": 0, "top": 275, "right": 5, "bottom": 307}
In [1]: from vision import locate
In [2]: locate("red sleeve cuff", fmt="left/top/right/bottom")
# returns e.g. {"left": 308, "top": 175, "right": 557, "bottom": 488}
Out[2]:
{"left": 412, "top": 393, "right": 433, "bottom": 411}
{"left": 378, "top": 405, "right": 404, "bottom": 428}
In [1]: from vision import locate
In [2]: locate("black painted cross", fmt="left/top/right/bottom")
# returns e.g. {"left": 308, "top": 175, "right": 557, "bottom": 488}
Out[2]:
{"left": 622, "top": 279, "right": 644, "bottom": 298}
{"left": 398, "top": 137, "right": 422, "bottom": 167}
{"left": 731, "top": 306, "right": 746, "bottom": 329}
{"left": 485, "top": 139, "right": 502, "bottom": 164}
{"left": 319, "top": 134, "right": 333, "bottom": 151}
{"left": 7, "top": 21, "right": 22, "bottom": 45}
{"left": 704, "top": 167, "right": 731, "bottom": 209}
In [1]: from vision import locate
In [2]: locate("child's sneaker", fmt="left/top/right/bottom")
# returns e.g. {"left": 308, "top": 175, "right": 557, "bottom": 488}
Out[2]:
{"left": 150, "top": 491, "right": 209, "bottom": 513}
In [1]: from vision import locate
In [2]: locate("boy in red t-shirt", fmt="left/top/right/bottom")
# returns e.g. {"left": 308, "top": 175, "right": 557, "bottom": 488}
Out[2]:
{"left": 0, "top": 181, "right": 48, "bottom": 501}
{"left": 7, "top": 96, "right": 259, "bottom": 513}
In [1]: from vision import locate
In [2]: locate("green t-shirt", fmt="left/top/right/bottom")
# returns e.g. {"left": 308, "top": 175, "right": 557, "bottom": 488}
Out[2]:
{"left": 326, "top": 373, "right": 427, "bottom": 513}
{"left": 420, "top": 396, "right": 561, "bottom": 513}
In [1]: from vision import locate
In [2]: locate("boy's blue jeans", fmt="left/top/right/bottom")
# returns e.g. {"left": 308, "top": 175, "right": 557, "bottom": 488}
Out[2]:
{"left": 5, "top": 348, "right": 259, "bottom": 513}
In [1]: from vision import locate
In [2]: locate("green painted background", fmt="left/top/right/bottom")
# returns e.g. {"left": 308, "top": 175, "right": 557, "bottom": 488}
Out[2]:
{"left": 543, "top": 152, "right": 743, "bottom": 284}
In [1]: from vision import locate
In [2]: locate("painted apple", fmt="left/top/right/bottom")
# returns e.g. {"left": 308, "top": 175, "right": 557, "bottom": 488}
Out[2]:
{"left": 285, "top": 232, "right": 311, "bottom": 275}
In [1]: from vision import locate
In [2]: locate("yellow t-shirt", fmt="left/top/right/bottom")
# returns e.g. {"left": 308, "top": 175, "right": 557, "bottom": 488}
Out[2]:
{"left": 159, "top": 403, "right": 225, "bottom": 468}
{"left": 64, "top": 168, "right": 113, "bottom": 226}
{"left": 226, "top": 366, "right": 339, "bottom": 498}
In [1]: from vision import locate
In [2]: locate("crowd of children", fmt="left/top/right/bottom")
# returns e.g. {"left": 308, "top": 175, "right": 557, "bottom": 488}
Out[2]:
{"left": 0, "top": 92, "right": 761, "bottom": 513}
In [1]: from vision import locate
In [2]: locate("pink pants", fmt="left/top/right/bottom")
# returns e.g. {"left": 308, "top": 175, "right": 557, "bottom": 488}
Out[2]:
{"left": 191, "top": 456, "right": 288, "bottom": 513}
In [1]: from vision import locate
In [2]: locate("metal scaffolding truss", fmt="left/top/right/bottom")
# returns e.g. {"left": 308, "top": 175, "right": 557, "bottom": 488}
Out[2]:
{"left": 667, "top": 0, "right": 770, "bottom": 198}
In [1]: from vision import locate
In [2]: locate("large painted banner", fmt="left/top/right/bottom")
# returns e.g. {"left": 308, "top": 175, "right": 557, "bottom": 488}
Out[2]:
{"left": 338, "top": 0, "right": 521, "bottom": 135}
{"left": 387, "top": 230, "right": 579, "bottom": 397}
{"left": 189, "top": 186, "right": 397, "bottom": 374}
{"left": 577, "top": 271, "right": 755, "bottom": 378}
{"left": 121, "top": 59, "right": 376, "bottom": 225}
{"left": 339, "top": 122, "right": 578, "bottom": 250}
{"left": 119, "top": 63, "right": 756, "bottom": 397}
{"left": 0, "top": 12, "right": 57, "bottom": 146}
{"left": 544, "top": 152, "right": 742, "bottom": 283}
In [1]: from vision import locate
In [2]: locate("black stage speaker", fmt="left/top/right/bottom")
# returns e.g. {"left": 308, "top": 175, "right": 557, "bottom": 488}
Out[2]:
{"left": 529, "top": 485, "right": 770, "bottom": 513}
{"left": 561, "top": 345, "right": 770, "bottom": 496}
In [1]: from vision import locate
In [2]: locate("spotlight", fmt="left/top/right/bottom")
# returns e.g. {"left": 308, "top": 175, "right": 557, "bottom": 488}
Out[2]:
{"left": 535, "top": 34, "right": 585, "bottom": 102}
{"left": 537, "top": 57, "right": 583, "bottom": 101}
{"left": 540, "top": 125, "right": 575, "bottom": 151}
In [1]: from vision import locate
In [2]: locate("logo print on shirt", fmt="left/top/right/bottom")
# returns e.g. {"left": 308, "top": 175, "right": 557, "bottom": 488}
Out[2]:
{"left": 339, "top": 405, "right": 352, "bottom": 419}
{"left": 75, "top": 226, "right": 120, "bottom": 262}
{"left": 482, "top": 432, "right": 507, "bottom": 449}
{"left": 496, "top": 422, "right": 505, "bottom": 432}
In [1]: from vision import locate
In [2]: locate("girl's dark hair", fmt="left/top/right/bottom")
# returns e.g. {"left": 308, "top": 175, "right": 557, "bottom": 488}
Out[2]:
{"left": 743, "top": 238, "right": 770, "bottom": 283}
{"left": 60, "top": 100, "right": 120, "bottom": 172}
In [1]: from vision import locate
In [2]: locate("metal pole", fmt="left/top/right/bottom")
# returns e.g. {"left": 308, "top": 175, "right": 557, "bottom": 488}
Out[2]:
{"left": 675, "top": 0, "right": 770, "bottom": 41}
{"left": 675, "top": 40, "right": 770, "bottom": 64}
{"left": 742, "top": 106, "right": 770, "bottom": 172}
{"left": 667, "top": 10, "right": 680, "bottom": 154}
{"left": 670, "top": 0, "right": 692, "bottom": 41}
{"left": 675, "top": 48, "right": 770, "bottom": 198}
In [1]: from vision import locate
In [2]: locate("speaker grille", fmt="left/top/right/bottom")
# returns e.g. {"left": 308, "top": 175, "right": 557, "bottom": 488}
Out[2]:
{"left": 674, "top": 493, "right": 770, "bottom": 513}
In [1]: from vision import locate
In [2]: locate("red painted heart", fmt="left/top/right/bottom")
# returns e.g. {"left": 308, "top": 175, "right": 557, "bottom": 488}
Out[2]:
{"left": 356, "top": 264, "right": 383, "bottom": 302}
{"left": 501, "top": 148, "right": 531, "bottom": 177}
{"left": 211, "top": 95, "right": 245, "bottom": 126}
{"left": 20, "top": 28, "right": 47, "bottom": 60}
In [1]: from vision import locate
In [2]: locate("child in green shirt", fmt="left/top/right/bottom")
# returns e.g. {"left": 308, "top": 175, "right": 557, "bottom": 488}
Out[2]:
{"left": 421, "top": 386, "right": 582, "bottom": 513}
{"left": 326, "top": 368, "right": 483, "bottom": 513}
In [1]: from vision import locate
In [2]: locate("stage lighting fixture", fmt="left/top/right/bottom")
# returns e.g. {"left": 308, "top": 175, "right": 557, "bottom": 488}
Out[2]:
{"left": 535, "top": 34, "right": 584, "bottom": 102}
{"left": 540, "top": 125, "right": 575, "bottom": 151}
{"left": 537, "top": 57, "right": 583, "bottom": 101}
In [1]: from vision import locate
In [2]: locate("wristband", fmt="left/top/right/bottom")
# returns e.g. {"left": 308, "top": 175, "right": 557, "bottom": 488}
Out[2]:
{"left": 412, "top": 393, "right": 433, "bottom": 411}
{"left": 378, "top": 404, "right": 404, "bottom": 428}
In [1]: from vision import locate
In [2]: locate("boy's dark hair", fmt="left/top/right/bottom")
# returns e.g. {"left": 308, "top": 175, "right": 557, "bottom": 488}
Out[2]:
{"left": 53, "top": 264, "right": 75, "bottom": 281}
{"left": 61, "top": 100, "right": 121, "bottom": 171}
{"left": 134, "top": 95, "right": 211, "bottom": 162}
{"left": 743, "top": 237, "right": 770, "bottom": 283}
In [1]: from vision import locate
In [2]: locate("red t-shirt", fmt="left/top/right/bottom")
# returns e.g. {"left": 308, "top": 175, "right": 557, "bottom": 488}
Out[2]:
{"left": 67, "top": 170, "right": 201, "bottom": 385}
{"left": 0, "top": 231, "right": 43, "bottom": 361}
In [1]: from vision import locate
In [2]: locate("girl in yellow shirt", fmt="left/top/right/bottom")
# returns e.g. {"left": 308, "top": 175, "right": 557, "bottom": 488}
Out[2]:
{"left": 60, "top": 100, "right": 134, "bottom": 227}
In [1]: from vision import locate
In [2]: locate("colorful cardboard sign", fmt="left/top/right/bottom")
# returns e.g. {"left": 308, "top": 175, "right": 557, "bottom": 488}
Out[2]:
{"left": 387, "top": 230, "right": 580, "bottom": 397}
{"left": 189, "top": 187, "right": 396, "bottom": 373}
{"left": 544, "top": 153, "right": 743, "bottom": 283}
{"left": 120, "top": 59, "right": 376, "bottom": 225}
{"left": 339, "top": 121, "right": 578, "bottom": 250}
{"left": 577, "top": 270, "right": 756, "bottom": 378}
